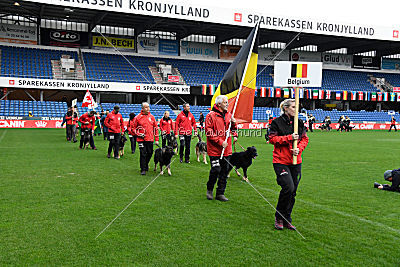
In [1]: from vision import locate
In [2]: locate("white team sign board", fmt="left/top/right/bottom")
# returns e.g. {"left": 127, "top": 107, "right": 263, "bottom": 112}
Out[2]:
{"left": 274, "top": 61, "right": 322, "bottom": 87}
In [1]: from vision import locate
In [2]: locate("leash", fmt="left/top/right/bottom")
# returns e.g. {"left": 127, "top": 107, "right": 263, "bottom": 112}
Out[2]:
{"left": 233, "top": 140, "right": 246, "bottom": 152}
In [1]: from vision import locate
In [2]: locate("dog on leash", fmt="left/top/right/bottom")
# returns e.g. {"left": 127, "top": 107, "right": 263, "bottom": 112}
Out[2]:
{"left": 170, "top": 134, "right": 178, "bottom": 154}
{"left": 195, "top": 134, "right": 207, "bottom": 164}
{"left": 228, "top": 146, "right": 258, "bottom": 181}
{"left": 154, "top": 146, "right": 175, "bottom": 175}
{"left": 82, "top": 128, "right": 91, "bottom": 149}
{"left": 119, "top": 134, "right": 128, "bottom": 157}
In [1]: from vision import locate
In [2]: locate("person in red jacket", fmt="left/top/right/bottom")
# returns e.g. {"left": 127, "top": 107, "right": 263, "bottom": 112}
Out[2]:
{"left": 65, "top": 106, "right": 78, "bottom": 143}
{"left": 389, "top": 116, "right": 397, "bottom": 132}
{"left": 159, "top": 111, "right": 175, "bottom": 148}
{"left": 205, "top": 95, "right": 237, "bottom": 202}
{"left": 126, "top": 112, "right": 137, "bottom": 154}
{"left": 78, "top": 110, "right": 97, "bottom": 149}
{"left": 104, "top": 105, "right": 124, "bottom": 159}
{"left": 133, "top": 102, "right": 159, "bottom": 175}
{"left": 268, "top": 99, "right": 309, "bottom": 231}
{"left": 175, "top": 103, "right": 197, "bottom": 163}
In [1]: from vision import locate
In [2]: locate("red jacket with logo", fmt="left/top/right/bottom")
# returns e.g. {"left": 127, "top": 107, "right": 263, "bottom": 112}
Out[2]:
{"left": 66, "top": 111, "right": 78, "bottom": 125}
{"left": 391, "top": 118, "right": 396, "bottom": 125}
{"left": 104, "top": 111, "right": 124, "bottom": 133}
{"left": 268, "top": 115, "right": 309, "bottom": 165}
{"left": 159, "top": 117, "right": 175, "bottom": 135}
{"left": 127, "top": 119, "right": 136, "bottom": 136}
{"left": 133, "top": 111, "right": 159, "bottom": 142}
{"left": 79, "top": 113, "right": 95, "bottom": 130}
{"left": 205, "top": 105, "right": 237, "bottom": 157}
{"left": 175, "top": 110, "right": 197, "bottom": 135}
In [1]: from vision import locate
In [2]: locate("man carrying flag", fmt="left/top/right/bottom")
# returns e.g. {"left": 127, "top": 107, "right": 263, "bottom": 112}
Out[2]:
{"left": 206, "top": 95, "right": 237, "bottom": 201}
{"left": 206, "top": 23, "right": 259, "bottom": 201}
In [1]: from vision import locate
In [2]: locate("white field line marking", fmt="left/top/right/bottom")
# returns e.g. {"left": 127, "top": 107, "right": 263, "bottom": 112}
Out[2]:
{"left": 0, "top": 130, "right": 7, "bottom": 143}
{"left": 95, "top": 157, "right": 177, "bottom": 239}
{"left": 253, "top": 184, "right": 400, "bottom": 235}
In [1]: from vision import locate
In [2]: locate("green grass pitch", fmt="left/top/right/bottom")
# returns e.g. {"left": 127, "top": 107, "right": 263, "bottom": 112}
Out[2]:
{"left": 0, "top": 129, "right": 399, "bottom": 265}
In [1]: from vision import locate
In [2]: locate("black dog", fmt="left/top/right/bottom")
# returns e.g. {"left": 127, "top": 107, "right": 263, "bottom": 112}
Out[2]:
{"left": 119, "top": 134, "right": 128, "bottom": 157}
{"left": 228, "top": 146, "right": 258, "bottom": 181}
{"left": 81, "top": 128, "right": 91, "bottom": 149}
{"left": 154, "top": 146, "right": 175, "bottom": 175}
{"left": 195, "top": 134, "right": 207, "bottom": 164}
{"left": 170, "top": 134, "right": 178, "bottom": 154}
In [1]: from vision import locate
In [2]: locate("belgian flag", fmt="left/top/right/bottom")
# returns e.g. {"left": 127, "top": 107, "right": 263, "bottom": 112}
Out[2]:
{"left": 291, "top": 64, "right": 308, "bottom": 78}
{"left": 211, "top": 23, "right": 259, "bottom": 123}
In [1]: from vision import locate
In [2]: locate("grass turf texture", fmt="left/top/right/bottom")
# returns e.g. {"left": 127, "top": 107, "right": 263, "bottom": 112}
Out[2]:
{"left": 0, "top": 129, "right": 399, "bottom": 265}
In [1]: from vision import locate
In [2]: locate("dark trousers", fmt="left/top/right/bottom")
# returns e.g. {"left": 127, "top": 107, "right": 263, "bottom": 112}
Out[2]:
{"left": 273, "top": 163, "right": 302, "bottom": 223}
{"left": 207, "top": 156, "right": 231, "bottom": 196}
{"left": 309, "top": 123, "right": 313, "bottom": 132}
{"left": 138, "top": 141, "right": 154, "bottom": 171}
{"left": 79, "top": 129, "right": 95, "bottom": 149}
{"left": 179, "top": 135, "right": 192, "bottom": 161}
{"left": 129, "top": 135, "right": 137, "bottom": 153}
{"left": 108, "top": 133, "right": 121, "bottom": 158}
{"left": 389, "top": 125, "right": 397, "bottom": 132}
{"left": 66, "top": 124, "right": 76, "bottom": 141}
{"left": 103, "top": 131, "right": 108, "bottom": 140}
{"left": 162, "top": 133, "right": 172, "bottom": 148}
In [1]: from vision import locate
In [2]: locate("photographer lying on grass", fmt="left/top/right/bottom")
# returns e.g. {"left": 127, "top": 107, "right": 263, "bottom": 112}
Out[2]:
{"left": 374, "top": 169, "right": 400, "bottom": 193}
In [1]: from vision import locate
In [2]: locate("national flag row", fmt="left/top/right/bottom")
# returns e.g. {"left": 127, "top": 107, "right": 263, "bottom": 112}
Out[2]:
{"left": 201, "top": 85, "right": 398, "bottom": 102}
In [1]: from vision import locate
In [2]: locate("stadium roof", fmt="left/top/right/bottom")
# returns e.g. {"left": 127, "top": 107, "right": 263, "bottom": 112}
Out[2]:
{"left": 1, "top": 0, "right": 400, "bottom": 56}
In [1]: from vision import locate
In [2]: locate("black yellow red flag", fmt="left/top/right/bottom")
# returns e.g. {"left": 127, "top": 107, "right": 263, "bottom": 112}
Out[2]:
{"left": 211, "top": 24, "right": 259, "bottom": 123}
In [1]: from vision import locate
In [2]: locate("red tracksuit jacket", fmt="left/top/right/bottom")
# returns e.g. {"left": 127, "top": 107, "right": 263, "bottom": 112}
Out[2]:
{"left": 205, "top": 105, "right": 237, "bottom": 157}
{"left": 133, "top": 111, "right": 159, "bottom": 142}
{"left": 159, "top": 117, "right": 175, "bottom": 135}
{"left": 127, "top": 119, "right": 136, "bottom": 136}
{"left": 104, "top": 111, "right": 124, "bottom": 133}
{"left": 66, "top": 111, "right": 78, "bottom": 125}
{"left": 175, "top": 110, "right": 196, "bottom": 135}
{"left": 268, "top": 115, "right": 309, "bottom": 165}
{"left": 79, "top": 113, "right": 95, "bottom": 130}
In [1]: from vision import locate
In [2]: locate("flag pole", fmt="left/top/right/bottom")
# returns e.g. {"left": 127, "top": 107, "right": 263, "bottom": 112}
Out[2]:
{"left": 293, "top": 86, "right": 300, "bottom": 164}
{"left": 220, "top": 23, "right": 260, "bottom": 159}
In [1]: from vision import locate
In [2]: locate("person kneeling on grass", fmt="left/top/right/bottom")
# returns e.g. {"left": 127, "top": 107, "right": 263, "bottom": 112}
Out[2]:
{"left": 374, "top": 169, "right": 400, "bottom": 193}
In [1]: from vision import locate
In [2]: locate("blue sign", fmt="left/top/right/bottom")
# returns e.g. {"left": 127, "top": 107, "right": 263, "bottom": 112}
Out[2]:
{"left": 382, "top": 59, "right": 400, "bottom": 70}
{"left": 159, "top": 39, "right": 178, "bottom": 56}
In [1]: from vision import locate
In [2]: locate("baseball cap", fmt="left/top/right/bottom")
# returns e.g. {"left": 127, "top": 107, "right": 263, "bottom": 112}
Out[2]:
{"left": 384, "top": 170, "right": 392, "bottom": 181}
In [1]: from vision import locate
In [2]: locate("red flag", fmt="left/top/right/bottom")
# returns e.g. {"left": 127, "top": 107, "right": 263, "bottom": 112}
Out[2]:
{"left": 275, "top": 88, "right": 282, "bottom": 98}
{"left": 82, "top": 90, "right": 98, "bottom": 109}
{"left": 358, "top": 91, "right": 364, "bottom": 101}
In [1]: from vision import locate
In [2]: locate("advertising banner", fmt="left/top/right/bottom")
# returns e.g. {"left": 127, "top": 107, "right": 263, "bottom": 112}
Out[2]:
{"left": 167, "top": 75, "right": 180, "bottom": 82}
{"left": 220, "top": 44, "right": 241, "bottom": 59}
{"left": 23, "top": 0, "right": 399, "bottom": 42}
{"left": 180, "top": 41, "right": 218, "bottom": 59}
{"left": 393, "top": 87, "right": 400, "bottom": 93}
{"left": 0, "top": 23, "right": 37, "bottom": 44}
{"left": 137, "top": 37, "right": 159, "bottom": 54}
{"left": 290, "top": 51, "right": 321, "bottom": 62}
{"left": 92, "top": 35, "right": 135, "bottom": 49}
{"left": 158, "top": 39, "right": 179, "bottom": 55}
{"left": 258, "top": 48, "right": 289, "bottom": 62}
{"left": 352, "top": 55, "right": 381, "bottom": 70}
{"left": 322, "top": 53, "right": 353, "bottom": 67}
{"left": 0, "top": 77, "right": 190, "bottom": 94}
{"left": 381, "top": 58, "right": 400, "bottom": 71}
{"left": 274, "top": 61, "right": 323, "bottom": 87}
{"left": 41, "top": 28, "right": 88, "bottom": 47}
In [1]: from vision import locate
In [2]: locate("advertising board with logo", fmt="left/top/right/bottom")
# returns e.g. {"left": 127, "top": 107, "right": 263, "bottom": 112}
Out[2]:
{"left": 290, "top": 51, "right": 321, "bottom": 62}
{"left": 352, "top": 55, "right": 381, "bottom": 70}
{"left": 258, "top": 48, "right": 289, "bottom": 62}
{"left": 167, "top": 75, "right": 180, "bottom": 82}
{"left": 0, "top": 77, "right": 190, "bottom": 94}
{"left": 0, "top": 23, "right": 37, "bottom": 44}
{"left": 41, "top": 28, "right": 88, "bottom": 47}
{"left": 220, "top": 44, "right": 241, "bottom": 60}
{"left": 159, "top": 39, "right": 179, "bottom": 55}
{"left": 381, "top": 58, "right": 400, "bottom": 71}
{"left": 274, "top": 61, "right": 322, "bottom": 87}
{"left": 137, "top": 37, "right": 159, "bottom": 54}
{"left": 322, "top": 53, "right": 353, "bottom": 67}
{"left": 92, "top": 35, "right": 135, "bottom": 50}
{"left": 180, "top": 41, "right": 218, "bottom": 59}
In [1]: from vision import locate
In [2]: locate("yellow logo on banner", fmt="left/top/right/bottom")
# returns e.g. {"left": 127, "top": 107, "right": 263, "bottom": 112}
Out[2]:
{"left": 92, "top": 36, "right": 135, "bottom": 49}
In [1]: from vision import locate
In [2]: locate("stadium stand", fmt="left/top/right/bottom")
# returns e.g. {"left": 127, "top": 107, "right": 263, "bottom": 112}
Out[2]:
{"left": 0, "top": 45, "right": 78, "bottom": 79}
{"left": 1, "top": 100, "right": 398, "bottom": 122}
{"left": 2, "top": 45, "right": 398, "bottom": 92}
